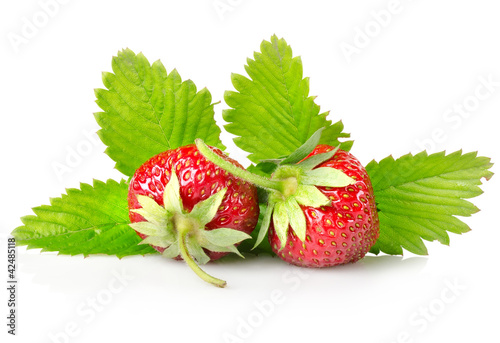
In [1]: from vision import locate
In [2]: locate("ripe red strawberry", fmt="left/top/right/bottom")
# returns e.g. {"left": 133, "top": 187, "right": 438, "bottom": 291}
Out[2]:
{"left": 127, "top": 144, "right": 259, "bottom": 287}
{"left": 196, "top": 136, "right": 379, "bottom": 269}
{"left": 268, "top": 145, "right": 379, "bottom": 267}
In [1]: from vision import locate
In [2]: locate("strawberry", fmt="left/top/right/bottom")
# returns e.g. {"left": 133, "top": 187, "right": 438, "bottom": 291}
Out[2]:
{"left": 195, "top": 131, "right": 379, "bottom": 269}
{"left": 268, "top": 145, "right": 379, "bottom": 267}
{"left": 128, "top": 144, "right": 259, "bottom": 287}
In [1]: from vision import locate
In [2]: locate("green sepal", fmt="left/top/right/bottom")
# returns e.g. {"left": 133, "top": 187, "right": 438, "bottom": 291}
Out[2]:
{"left": 252, "top": 202, "right": 275, "bottom": 249}
{"left": 132, "top": 195, "right": 169, "bottom": 226}
{"left": 302, "top": 167, "right": 356, "bottom": 187}
{"left": 280, "top": 128, "right": 325, "bottom": 165}
{"left": 201, "top": 228, "right": 252, "bottom": 247}
{"left": 296, "top": 146, "right": 340, "bottom": 171}
{"left": 273, "top": 201, "right": 290, "bottom": 249}
{"left": 162, "top": 243, "right": 180, "bottom": 259}
{"left": 294, "top": 185, "right": 331, "bottom": 208}
{"left": 128, "top": 221, "right": 165, "bottom": 237}
{"left": 285, "top": 197, "right": 306, "bottom": 242}
{"left": 139, "top": 235, "right": 174, "bottom": 249}
{"left": 189, "top": 188, "right": 228, "bottom": 226}
{"left": 252, "top": 128, "right": 340, "bottom": 173}
{"left": 198, "top": 229, "right": 251, "bottom": 259}
{"left": 186, "top": 237, "right": 211, "bottom": 265}
{"left": 163, "top": 173, "right": 183, "bottom": 214}
{"left": 201, "top": 241, "right": 244, "bottom": 258}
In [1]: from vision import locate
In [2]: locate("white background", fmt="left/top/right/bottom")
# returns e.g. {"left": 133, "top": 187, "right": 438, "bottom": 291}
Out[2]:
{"left": 1, "top": 1, "right": 499, "bottom": 342}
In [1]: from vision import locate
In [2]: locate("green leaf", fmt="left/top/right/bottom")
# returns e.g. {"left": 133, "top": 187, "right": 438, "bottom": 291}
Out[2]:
{"left": 223, "top": 35, "right": 351, "bottom": 164}
{"left": 366, "top": 150, "right": 494, "bottom": 255}
{"left": 95, "top": 49, "right": 225, "bottom": 176}
{"left": 247, "top": 162, "right": 279, "bottom": 179}
{"left": 11, "top": 179, "right": 158, "bottom": 258}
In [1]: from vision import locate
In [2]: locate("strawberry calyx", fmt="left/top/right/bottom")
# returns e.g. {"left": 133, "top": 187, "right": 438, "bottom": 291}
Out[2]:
{"left": 129, "top": 172, "right": 251, "bottom": 288}
{"left": 195, "top": 128, "right": 356, "bottom": 251}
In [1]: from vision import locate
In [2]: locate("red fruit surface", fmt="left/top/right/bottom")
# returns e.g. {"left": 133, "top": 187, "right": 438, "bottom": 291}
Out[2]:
{"left": 269, "top": 145, "right": 379, "bottom": 267}
{"left": 128, "top": 144, "right": 259, "bottom": 261}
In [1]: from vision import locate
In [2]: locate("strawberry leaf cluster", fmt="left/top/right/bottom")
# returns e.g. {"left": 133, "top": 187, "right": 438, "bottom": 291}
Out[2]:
{"left": 12, "top": 35, "right": 493, "bottom": 268}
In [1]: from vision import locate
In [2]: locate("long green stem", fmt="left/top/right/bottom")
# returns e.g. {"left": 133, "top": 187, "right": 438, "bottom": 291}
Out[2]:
{"left": 178, "top": 232, "right": 227, "bottom": 288}
{"left": 195, "top": 139, "right": 283, "bottom": 192}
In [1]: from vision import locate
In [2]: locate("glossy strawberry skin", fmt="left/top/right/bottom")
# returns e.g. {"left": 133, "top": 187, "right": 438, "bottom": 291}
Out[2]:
{"left": 268, "top": 145, "right": 379, "bottom": 267}
{"left": 128, "top": 144, "right": 259, "bottom": 261}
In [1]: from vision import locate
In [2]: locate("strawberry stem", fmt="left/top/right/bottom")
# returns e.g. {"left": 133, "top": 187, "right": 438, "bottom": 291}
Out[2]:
{"left": 195, "top": 139, "right": 283, "bottom": 192}
{"left": 178, "top": 231, "right": 227, "bottom": 288}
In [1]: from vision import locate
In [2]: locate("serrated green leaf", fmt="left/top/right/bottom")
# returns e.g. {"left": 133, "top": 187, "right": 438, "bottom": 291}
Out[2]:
{"left": 11, "top": 179, "right": 157, "bottom": 258}
{"left": 95, "top": 49, "right": 225, "bottom": 176}
{"left": 366, "top": 150, "right": 493, "bottom": 255}
{"left": 223, "top": 35, "right": 351, "bottom": 163}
